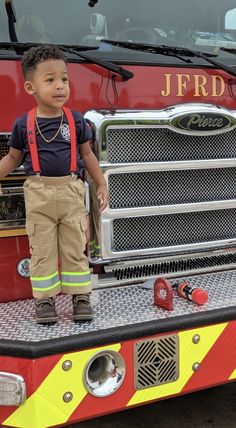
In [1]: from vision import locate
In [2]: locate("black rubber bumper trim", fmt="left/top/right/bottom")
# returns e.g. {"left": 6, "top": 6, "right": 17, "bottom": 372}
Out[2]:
{"left": 1, "top": 306, "right": 236, "bottom": 358}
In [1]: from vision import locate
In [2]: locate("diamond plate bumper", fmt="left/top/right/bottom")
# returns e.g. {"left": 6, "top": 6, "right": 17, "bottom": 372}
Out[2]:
{"left": 1, "top": 270, "right": 236, "bottom": 357}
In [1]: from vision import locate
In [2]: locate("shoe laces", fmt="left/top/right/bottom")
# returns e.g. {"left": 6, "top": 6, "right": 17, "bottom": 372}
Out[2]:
{"left": 35, "top": 298, "right": 54, "bottom": 307}
{"left": 73, "top": 294, "right": 90, "bottom": 305}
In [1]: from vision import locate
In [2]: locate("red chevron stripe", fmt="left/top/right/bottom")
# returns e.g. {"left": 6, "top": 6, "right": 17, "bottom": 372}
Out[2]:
{"left": 182, "top": 321, "right": 236, "bottom": 392}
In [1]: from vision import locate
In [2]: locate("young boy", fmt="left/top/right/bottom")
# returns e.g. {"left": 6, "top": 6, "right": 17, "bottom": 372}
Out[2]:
{"left": 0, "top": 45, "right": 108, "bottom": 324}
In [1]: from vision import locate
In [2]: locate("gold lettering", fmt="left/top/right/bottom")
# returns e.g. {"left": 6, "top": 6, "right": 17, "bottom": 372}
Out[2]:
{"left": 176, "top": 74, "right": 190, "bottom": 96}
{"left": 161, "top": 74, "right": 171, "bottom": 96}
{"left": 194, "top": 75, "right": 208, "bottom": 96}
{"left": 212, "top": 75, "right": 225, "bottom": 97}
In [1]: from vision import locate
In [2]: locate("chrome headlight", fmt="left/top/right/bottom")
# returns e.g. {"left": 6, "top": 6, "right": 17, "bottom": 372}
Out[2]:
{"left": 83, "top": 350, "right": 126, "bottom": 397}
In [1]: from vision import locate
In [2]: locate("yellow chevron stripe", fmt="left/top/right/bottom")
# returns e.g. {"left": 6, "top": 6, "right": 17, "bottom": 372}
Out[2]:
{"left": 128, "top": 323, "right": 227, "bottom": 406}
{"left": 4, "top": 343, "right": 121, "bottom": 428}
{"left": 229, "top": 369, "right": 236, "bottom": 380}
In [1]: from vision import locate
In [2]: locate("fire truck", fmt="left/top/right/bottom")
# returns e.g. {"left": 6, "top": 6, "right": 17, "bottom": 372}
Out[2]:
{"left": 1, "top": 0, "right": 236, "bottom": 427}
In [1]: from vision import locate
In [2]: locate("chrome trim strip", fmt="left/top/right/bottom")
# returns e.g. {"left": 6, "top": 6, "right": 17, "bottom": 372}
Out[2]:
{"left": 0, "top": 132, "right": 11, "bottom": 137}
{"left": 103, "top": 200, "right": 236, "bottom": 218}
{"left": 101, "top": 158, "right": 236, "bottom": 171}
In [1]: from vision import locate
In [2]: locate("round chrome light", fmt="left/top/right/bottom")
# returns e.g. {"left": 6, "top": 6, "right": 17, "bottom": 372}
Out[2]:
{"left": 83, "top": 350, "right": 126, "bottom": 397}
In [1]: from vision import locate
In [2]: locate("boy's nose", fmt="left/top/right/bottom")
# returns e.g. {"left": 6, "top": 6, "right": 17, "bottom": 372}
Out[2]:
{"left": 56, "top": 80, "right": 64, "bottom": 89}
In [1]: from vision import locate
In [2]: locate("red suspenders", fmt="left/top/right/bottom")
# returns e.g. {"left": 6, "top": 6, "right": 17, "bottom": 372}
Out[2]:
{"left": 26, "top": 107, "right": 77, "bottom": 175}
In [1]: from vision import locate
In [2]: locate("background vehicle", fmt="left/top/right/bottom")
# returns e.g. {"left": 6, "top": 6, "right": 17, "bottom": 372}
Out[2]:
{"left": 1, "top": 1, "right": 236, "bottom": 427}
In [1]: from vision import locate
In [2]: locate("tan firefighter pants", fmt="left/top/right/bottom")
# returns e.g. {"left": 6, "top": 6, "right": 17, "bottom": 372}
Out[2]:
{"left": 23, "top": 175, "right": 91, "bottom": 298}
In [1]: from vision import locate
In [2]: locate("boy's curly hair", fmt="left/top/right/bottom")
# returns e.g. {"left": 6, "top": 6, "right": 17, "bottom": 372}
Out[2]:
{"left": 21, "top": 45, "right": 67, "bottom": 79}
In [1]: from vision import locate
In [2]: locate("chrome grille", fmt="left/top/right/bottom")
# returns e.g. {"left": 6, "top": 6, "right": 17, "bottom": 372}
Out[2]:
{"left": 85, "top": 107, "right": 236, "bottom": 263}
{"left": 106, "top": 127, "right": 236, "bottom": 163}
{"left": 113, "top": 209, "right": 236, "bottom": 251}
{"left": 108, "top": 168, "right": 236, "bottom": 209}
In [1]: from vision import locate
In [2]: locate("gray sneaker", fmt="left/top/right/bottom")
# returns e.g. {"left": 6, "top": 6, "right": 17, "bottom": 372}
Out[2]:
{"left": 34, "top": 297, "right": 57, "bottom": 324}
{"left": 73, "top": 294, "right": 93, "bottom": 321}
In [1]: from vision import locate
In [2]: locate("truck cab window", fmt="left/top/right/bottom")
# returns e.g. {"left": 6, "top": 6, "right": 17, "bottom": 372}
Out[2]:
{"left": 0, "top": 0, "right": 236, "bottom": 63}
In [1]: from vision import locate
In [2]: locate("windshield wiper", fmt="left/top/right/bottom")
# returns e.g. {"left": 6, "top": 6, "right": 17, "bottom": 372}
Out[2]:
{"left": 0, "top": 42, "right": 99, "bottom": 52}
{"left": 64, "top": 45, "right": 134, "bottom": 81}
{"left": 102, "top": 39, "right": 196, "bottom": 64}
{"left": 220, "top": 47, "right": 236, "bottom": 55}
{"left": 101, "top": 39, "right": 236, "bottom": 78}
{"left": 0, "top": 42, "right": 134, "bottom": 81}
{"left": 5, "top": 0, "right": 18, "bottom": 42}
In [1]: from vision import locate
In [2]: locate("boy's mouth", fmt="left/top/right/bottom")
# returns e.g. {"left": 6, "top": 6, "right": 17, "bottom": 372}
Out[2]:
{"left": 53, "top": 95, "right": 65, "bottom": 100}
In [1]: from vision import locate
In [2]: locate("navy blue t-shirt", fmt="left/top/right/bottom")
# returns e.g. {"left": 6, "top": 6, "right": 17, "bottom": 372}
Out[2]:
{"left": 8, "top": 110, "right": 92, "bottom": 176}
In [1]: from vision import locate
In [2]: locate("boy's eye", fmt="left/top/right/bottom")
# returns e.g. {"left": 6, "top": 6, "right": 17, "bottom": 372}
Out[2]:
{"left": 46, "top": 78, "right": 54, "bottom": 82}
{"left": 63, "top": 77, "right": 68, "bottom": 82}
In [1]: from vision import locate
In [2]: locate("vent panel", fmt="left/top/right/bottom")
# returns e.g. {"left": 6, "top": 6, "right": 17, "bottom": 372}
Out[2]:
{"left": 134, "top": 334, "right": 179, "bottom": 389}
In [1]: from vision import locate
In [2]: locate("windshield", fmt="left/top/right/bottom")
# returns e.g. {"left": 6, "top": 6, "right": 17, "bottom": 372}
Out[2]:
{"left": 1, "top": 0, "right": 236, "bottom": 63}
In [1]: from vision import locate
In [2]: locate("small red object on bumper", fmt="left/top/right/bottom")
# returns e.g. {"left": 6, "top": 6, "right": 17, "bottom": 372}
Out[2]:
{"left": 153, "top": 277, "right": 173, "bottom": 311}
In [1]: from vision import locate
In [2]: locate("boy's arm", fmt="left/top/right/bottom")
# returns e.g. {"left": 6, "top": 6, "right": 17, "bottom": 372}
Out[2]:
{"left": 80, "top": 141, "right": 108, "bottom": 211}
{"left": 0, "top": 148, "right": 24, "bottom": 195}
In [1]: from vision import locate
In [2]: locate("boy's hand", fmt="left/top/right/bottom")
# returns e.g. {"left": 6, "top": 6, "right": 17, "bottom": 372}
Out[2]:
{"left": 97, "top": 184, "right": 109, "bottom": 212}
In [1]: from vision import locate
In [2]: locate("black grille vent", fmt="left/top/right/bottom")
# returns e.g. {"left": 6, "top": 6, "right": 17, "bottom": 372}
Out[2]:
{"left": 113, "top": 253, "right": 236, "bottom": 280}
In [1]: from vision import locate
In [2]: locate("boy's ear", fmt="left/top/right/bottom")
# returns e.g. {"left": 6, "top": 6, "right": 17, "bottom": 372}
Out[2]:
{"left": 24, "top": 80, "right": 35, "bottom": 95}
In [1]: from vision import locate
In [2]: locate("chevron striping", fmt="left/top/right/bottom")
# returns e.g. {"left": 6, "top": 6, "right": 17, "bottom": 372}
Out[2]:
{"left": 3, "top": 344, "right": 121, "bottom": 428}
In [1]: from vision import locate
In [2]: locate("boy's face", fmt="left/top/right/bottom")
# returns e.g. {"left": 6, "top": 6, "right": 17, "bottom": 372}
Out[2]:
{"left": 24, "top": 59, "right": 70, "bottom": 113}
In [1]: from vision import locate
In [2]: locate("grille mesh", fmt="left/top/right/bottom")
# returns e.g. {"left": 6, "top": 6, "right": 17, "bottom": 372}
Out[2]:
{"left": 0, "top": 143, "right": 9, "bottom": 160}
{"left": 134, "top": 334, "right": 179, "bottom": 389}
{"left": 113, "top": 209, "right": 236, "bottom": 251}
{"left": 108, "top": 168, "right": 236, "bottom": 209}
{"left": 106, "top": 127, "right": 236, "bottom": 163}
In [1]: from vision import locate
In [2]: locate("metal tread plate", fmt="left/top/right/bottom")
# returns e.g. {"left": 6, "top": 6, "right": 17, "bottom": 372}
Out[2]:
{"left": 1, "top": 270, "right": 236, "bottom": 344}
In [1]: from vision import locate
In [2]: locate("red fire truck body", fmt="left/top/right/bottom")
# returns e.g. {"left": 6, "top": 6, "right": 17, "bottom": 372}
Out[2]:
{"left": 1, "top": 1, "right": 236, "bottom": 427}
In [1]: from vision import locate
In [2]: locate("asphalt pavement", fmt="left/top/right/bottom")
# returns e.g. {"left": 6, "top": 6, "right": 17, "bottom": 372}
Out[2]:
{"left": 68, "top": 381, "right": 236, "bottom": 428}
